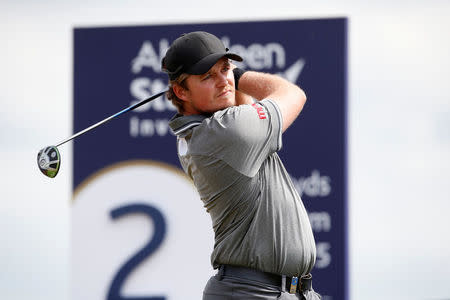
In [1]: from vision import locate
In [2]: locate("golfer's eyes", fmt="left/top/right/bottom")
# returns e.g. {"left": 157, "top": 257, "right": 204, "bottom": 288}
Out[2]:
{"left": 201, "top": 65, "right": 230, "bottom": 81}
{"left": 202, "top": 74, "right": 212, "bottom": 81}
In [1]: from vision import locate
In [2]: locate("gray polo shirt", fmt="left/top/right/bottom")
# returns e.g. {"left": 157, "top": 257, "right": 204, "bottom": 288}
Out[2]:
{"left": 169, "top": 99, "right": 316, "bottom": 277}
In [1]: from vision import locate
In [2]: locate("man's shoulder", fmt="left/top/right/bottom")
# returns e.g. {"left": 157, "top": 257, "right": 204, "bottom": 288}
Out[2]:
{"left": 211, "top": 103, "right": 252, "bottom": 118}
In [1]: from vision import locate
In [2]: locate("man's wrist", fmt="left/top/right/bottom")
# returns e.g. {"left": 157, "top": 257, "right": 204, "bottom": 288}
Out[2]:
{"left": 233, "top": 68, "right": 247, "bottom": 90}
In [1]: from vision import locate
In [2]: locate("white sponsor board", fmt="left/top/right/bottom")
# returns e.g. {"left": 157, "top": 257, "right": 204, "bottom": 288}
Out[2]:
{"left": 71, "top": 161, "right": 214, "bottom": 299}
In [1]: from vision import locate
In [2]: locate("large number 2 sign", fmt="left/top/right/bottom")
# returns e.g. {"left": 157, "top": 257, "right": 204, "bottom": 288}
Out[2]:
{"left": 107, "top": 203, "right": 167, "bottom": 300}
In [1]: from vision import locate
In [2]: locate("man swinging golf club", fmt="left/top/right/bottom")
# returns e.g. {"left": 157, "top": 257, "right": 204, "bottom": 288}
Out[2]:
{"left": 164, "top": 31, "right": 321, "bottom": 300}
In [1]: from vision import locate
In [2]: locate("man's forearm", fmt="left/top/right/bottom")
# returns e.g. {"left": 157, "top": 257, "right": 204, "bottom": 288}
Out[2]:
{"left": 235, "top": 70, "right": 307, "bottom": 132}
{"left": 236, "top": 71, "right": 290, "bottom": 101}
{"left": 235, "top": 89, "right": 254, "bottom": 106}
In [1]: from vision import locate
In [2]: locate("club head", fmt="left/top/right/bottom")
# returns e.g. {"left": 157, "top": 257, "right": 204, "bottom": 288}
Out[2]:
{"left": 37, "top": 146, "right": 61, "bottom": 178}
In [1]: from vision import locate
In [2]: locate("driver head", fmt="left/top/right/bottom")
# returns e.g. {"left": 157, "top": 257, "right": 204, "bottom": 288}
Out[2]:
{"left": 37, "top": 146, "right": 61, "bottom": 178}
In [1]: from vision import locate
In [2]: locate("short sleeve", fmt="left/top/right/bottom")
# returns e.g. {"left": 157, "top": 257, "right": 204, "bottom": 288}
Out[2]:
{"left": 190, "top": 99, "right": 283, "bottom": 177}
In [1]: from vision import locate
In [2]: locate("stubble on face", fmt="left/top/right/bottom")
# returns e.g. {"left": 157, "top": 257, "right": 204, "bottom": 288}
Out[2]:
{"left": 182, "top": 58, "right": 236, "bottom": 116}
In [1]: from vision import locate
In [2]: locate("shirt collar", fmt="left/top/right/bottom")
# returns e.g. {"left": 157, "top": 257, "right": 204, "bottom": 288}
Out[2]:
{"left": 169, "top": 114, "right": 208, "bottom": 136}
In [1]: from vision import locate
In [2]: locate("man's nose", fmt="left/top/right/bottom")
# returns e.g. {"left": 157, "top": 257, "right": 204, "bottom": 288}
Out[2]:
{"left": 216, "top": 72, "right": 229, "bottom": 87}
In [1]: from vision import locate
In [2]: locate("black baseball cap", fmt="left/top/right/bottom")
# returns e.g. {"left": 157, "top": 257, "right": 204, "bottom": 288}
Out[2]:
{"left": 161, "top": 31, "right": 243, "bottom": 80}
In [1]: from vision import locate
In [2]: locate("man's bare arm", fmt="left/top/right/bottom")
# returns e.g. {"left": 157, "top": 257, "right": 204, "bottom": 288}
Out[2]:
{"left": 236, "top": 71, "right": 307, "bottom": 132}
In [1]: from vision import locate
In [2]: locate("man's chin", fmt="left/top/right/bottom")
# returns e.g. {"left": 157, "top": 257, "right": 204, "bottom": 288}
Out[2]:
{"left": 219, "top": 100, "right": 237, "bottom": 110}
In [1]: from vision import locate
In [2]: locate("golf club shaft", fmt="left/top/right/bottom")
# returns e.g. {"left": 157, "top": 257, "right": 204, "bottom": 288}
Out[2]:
{"left": 56, "top": 90, "right": 167, "bottom": 147}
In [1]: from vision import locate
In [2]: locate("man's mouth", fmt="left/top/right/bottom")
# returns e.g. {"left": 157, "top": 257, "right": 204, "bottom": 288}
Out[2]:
{"left": 217, "top": 89, "right": 232, "bottom": 98}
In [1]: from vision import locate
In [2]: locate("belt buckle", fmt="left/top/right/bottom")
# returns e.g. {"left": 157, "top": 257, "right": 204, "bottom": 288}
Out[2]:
{"left": 289, "top": 276, "right": 299, "bottom": 294}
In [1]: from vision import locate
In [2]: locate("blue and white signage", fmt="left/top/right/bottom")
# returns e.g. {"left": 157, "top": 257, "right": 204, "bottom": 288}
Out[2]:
{"left": 73, "top": 18, "right": 347, "bottom": 300}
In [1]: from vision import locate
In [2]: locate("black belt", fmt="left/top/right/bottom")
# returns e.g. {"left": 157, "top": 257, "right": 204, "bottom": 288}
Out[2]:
{"left": 218, "top": 265, "right": 312, "bottom": 294}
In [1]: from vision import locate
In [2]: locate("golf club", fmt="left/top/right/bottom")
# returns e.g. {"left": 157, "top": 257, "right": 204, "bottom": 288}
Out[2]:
{"left": 37, "top": 90, "right": 168, "bottom": 178}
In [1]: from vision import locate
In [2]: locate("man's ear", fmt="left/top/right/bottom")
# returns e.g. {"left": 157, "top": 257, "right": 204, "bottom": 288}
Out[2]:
{"left": 172, "top": 83, "right": 189, "bottom": 102}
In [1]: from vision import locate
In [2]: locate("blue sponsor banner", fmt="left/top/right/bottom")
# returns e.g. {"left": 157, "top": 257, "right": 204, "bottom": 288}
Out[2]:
{"left": 73, "top": 18, "right": 347, "bottom": 300}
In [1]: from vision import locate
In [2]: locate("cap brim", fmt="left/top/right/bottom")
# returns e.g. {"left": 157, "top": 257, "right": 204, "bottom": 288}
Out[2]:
{"left": 187, "top": 52, "right": 243, "bottom": 75}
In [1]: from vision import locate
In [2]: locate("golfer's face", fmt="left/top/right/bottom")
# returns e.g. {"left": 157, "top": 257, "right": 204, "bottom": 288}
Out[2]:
{"left": 183, "top": 58, "right": 236, "bottom": 115}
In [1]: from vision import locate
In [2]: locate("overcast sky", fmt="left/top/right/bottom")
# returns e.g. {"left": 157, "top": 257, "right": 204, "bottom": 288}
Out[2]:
{"left": 1, "top": 1, "right": 449, "bottom": 300}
